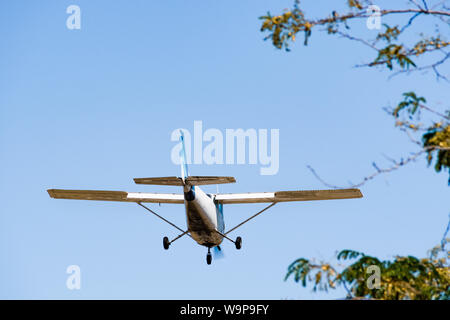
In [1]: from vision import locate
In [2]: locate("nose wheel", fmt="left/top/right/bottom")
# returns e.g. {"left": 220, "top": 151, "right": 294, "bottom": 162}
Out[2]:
{"left": 206, "top": 248, "right": 212, "bottom": 265}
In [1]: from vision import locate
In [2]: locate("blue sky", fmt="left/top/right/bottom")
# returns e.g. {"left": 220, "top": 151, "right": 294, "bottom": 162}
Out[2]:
{"left": 1, "top": 0, "right": 449, "bottom": 299}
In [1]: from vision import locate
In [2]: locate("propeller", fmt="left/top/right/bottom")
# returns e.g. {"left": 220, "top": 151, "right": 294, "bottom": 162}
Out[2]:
{"left": 213, "top": 245, "right": 225, "bottom": 259}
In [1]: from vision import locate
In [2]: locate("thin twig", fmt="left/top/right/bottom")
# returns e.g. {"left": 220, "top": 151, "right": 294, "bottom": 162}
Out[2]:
{"left": 389, "top": 51, "right": 450, "bottom": 80}
{"left": 307, "top": 145, "right": 450, "bottom": 189}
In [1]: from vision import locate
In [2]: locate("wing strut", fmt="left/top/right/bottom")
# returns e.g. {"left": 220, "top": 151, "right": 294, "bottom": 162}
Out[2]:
{"left": 137, "top": 202, "right": 192, "bottom": 244}
{"left": 213, "top": 229, "right": 239, "bottom": 245}
{"left": 224, "top": 202, "right": 277, "bottom": 236}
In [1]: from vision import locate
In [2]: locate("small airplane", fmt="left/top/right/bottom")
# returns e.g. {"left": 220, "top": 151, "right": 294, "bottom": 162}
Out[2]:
{"left": 48, "top": 132, "right": 363, "bottom": 265}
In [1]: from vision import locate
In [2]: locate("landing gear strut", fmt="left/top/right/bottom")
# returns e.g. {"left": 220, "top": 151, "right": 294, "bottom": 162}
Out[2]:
{"left": 206, "top": 248, "right": 212, "bottom": 265}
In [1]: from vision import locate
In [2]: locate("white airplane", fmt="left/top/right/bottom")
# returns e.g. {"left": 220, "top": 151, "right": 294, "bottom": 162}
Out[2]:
{"left": 48, "top": 132, "right": 363, "bottom": 264}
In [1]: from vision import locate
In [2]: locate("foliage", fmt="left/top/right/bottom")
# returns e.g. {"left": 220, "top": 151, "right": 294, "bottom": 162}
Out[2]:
{"left": 260, "top": 0, "right": 450, "bottom": 185}
{"left": 260, "top": 1, "right": 450, "bottom": 299}
{"left": 260, "top": 2, "right": 310, "bottom": 49}
{"left": 393, "top": 92, "right": 450, "bottom": 184}
{"left": 423, "top": 124, "right": 450, "bottom": 179}
{"left": 260, "top": 0, "right": 450, "bottom": 67}
{"left": 393, "top": 92, "right": 427, "bottom": 118}
{"left": 285, "top": 238, "right": 450, "bottom": 299}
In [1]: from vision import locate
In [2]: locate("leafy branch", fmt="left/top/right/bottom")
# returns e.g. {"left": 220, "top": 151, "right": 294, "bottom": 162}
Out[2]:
{"left": 285, "top": 219, "right": 450, "bottom": 299}
{"left": 307, "top": 92, "right": 450, "bottom": 187}
{"left": 260, "top": 0, "right": 450, "bottom": 78}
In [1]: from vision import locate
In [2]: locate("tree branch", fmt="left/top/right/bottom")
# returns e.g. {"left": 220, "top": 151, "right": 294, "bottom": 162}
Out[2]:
{"left": 307, "top": 146, "right": 450, "bottom": 189}
{"left": 388, "top": 51, "right": 450, "bottom": 80}
{"left": 310, "top": 8, "right": 450, "bottom": 28}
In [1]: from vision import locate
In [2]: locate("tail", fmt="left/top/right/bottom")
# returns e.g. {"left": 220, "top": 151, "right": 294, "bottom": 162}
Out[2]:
{"left": 133, "top": 131, "right": 236, "bottom": 186}
{"left": 179, "top": 130, "right": 189, "bottom": 182}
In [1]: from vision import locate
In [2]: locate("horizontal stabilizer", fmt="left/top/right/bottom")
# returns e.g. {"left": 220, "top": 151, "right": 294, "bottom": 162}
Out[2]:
{"left": 133, "top": 176, "right": 183, "bottom": 186}
{"left": 133, "top": 176, "right": 236, "bottom": 186}
{"left": 186, "top": 176, "right": 236, "bottom": 186}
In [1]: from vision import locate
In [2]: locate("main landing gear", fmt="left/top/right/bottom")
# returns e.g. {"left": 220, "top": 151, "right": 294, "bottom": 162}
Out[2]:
{"left": 163, "top": 236, "right": 170, "bottom": 250}
{"left": 163, "top": 233, "right": 242, "bottom": 265}
{"left": 139, "top": 201, "right": 276, "bottom": 265}
{"left": 162, "top": 230, "right": 190, "bottom": 251}
{"left": 235, "top": 236, "right": 242, "bottom": 250}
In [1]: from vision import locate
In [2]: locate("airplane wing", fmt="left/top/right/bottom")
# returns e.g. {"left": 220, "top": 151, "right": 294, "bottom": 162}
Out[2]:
{"left": 48, "top": 188, "right": 362, "bottom": 204}
{"left": 214, "top": 188, "right": 362, "bottom": 204}
{"left": 47, "top": 189, "right": 184, "bottom": 204}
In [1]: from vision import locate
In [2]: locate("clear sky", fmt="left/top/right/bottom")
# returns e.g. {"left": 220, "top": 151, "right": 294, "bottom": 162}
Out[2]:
{"left": 1, "top": 0, "right": 449, "bottom": 299}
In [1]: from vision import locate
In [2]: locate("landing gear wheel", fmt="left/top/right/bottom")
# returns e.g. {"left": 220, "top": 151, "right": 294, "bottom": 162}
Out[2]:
{"left": 235, "top": 236, "right": 242, "bottom": 250}
{"left": 163, "top": 236, "right": 170, "bottom": 250}
{"left": 206, "top": 252, "right": 212, "bottom": 265}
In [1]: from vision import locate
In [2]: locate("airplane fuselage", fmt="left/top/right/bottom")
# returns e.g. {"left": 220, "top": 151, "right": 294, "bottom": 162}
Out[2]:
{"left": 184, "top": 185, "right": 224, "bottom": 247}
